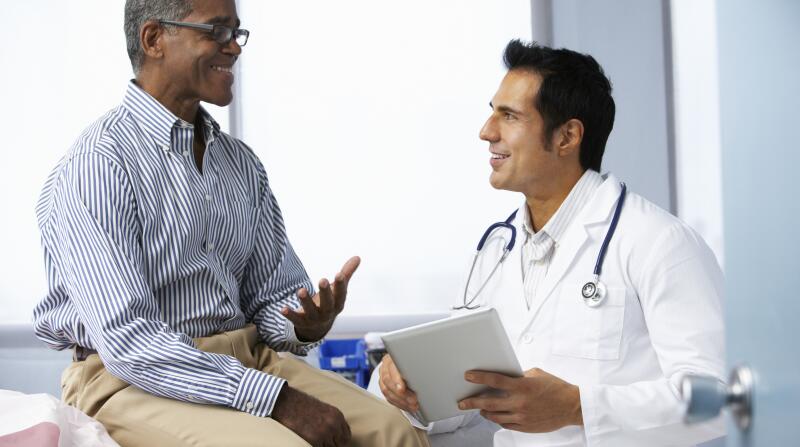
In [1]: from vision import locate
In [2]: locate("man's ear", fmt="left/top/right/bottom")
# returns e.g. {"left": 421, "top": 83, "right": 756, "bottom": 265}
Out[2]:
{"left": 140, "top": 20, "right": 166, "bottom": 61}
{"left": 555, "top": 119, "right": 584, "bottom": 157}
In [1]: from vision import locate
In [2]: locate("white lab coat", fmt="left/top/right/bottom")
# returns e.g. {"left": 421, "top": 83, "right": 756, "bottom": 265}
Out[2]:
{"left": 422, "top": 174, "right": 726, "bottom": 446}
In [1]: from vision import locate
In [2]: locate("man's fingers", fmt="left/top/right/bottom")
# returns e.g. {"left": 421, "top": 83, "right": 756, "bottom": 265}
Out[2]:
{"left": 332, "top": 273, "right": 348, "bottom": 312}
{"left": 297, "top": 288, "right": 319, "bottom": 320}
{"left": 379, "top": 375, "right": 414, "bottom": 411}
{"left": 281, "top": 307, "right": 305, "bottom": 326}
{"left": 332, "top": 256, "right": 359, "bottom": 311}
{"left": 381, "top": 357, "right": 407, "bottom": 393}
{"left": 523, "top": 367, "right": 544, "bottom": 378}
{"left": 459, "top": 395, "right": 509, "bottom": 412}
{"left": 379, "top": 358, "right": 418, "bottom": 411}
{"left": 336, "top": 420, "right": 351, "bottom": 447}
{"left": 318, "top": 278, "right": 334, "bottom": 315}
{"left": 386, "top": 359, "right": 418, "bottom": 409}
{"left": 480, "top": 410, "right": 520, "bottom": 425}
{"left": 340, "top": 256, "right": 361, "bottom": 279}
{"left": 378, "top": 371, "right": 413, "bottom": 410}
{"left": 465, "top": 370, "right": 516, "bottom": 390}
{"left": 385, "top": 384, "right": 418, "bottom": 411}
{"left": 343, "top": 419, "right": 352, "bottom": 444}
{"left": 387, "top": 358, "right": 409, "bottom": 393}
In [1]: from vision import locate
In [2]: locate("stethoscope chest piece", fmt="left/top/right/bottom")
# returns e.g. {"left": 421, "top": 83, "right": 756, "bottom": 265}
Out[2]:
{"left": 581, "top": 279, "right": 606, "bottom": 307}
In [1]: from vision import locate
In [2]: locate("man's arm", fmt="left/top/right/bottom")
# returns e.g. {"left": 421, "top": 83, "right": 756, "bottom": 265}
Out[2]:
{"left": 575, "top": 223, "right": 726, "bottom": 446}
{"left": 46, "top": 153, "right": 288, "bottom": 418}
{"left": 238, "top": 159, "right": 359, "bottom": 349}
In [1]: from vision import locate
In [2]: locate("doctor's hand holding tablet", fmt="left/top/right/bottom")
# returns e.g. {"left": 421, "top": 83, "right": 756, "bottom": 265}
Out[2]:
{"left": 379, "top": 354, "right": 584, "bottom": 433}
{"left": 378, "top": 308, "right": 584, "bottom": 433}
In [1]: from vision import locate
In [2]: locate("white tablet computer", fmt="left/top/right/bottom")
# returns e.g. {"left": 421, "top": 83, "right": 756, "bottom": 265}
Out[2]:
{"left": 381, "top": 308, "right": 522, "bottom": 425}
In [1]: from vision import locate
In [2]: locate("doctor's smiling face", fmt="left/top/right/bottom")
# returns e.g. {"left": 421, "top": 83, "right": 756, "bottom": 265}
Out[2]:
{"left": 480, "top": 40, "right": 615, "bottom": 211}
{"left": 480, "top": 69, "right": 578, "bottom": 197}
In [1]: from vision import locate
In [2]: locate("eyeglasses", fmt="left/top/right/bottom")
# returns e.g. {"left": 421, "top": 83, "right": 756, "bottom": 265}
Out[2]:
{"left": 159, "top": 20, "right": 249, "bottom": 47}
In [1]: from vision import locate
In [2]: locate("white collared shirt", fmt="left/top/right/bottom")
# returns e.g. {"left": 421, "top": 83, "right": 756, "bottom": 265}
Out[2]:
{"left": 520, "top": 170, "right": 604, "bottom": 308}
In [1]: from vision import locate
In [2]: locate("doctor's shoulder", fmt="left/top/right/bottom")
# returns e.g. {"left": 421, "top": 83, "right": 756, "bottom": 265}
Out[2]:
{"left": 618, "top": 191, "right": 722, "bottom": 285}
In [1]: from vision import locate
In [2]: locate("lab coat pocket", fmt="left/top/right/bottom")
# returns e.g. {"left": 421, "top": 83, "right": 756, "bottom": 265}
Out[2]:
{"left": 551, "top": 283, "right": 626, "bottom": 360}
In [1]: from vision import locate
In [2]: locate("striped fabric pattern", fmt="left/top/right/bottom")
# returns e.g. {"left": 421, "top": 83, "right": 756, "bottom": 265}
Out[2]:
{"left": 32, "top": 81, "right": 316, "bottom": 417}
{"left": 520, "top": 169, "right": 604, "bottom": 309}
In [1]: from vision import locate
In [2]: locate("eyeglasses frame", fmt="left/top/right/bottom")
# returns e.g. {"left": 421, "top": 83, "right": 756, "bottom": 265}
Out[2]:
{"left": 158, "top": 20, "right": 249, "bottom": 47}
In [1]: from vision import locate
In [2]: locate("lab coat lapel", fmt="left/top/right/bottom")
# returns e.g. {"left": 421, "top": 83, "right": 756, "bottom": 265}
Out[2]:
{"left": 525, "top": 176, "right": 623, "bottom": 321}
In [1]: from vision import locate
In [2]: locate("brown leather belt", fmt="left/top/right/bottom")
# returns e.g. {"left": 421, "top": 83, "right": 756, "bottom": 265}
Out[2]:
{"left": 73, "top": 346, "right": 98, "bottom": 361}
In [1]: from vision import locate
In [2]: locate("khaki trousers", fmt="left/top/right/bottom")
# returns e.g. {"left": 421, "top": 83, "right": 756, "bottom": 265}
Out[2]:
{"left": 61, "top": 325, "right": 429, "bottom": 447}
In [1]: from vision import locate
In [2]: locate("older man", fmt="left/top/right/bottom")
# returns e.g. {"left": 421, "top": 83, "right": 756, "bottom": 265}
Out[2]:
{"left": 32, "top": 1, "right": 429, "bottom": 446}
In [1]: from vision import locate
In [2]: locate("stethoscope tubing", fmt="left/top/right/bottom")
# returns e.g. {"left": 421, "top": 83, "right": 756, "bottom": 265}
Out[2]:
{"left": 457, "top": 210, "right": 518, "bottom": 310}
{"left": 457, "top": 182, "right": 627, "bottom": 310}
{"left": 593, "top": 183, "right": 627, "bottom": 277}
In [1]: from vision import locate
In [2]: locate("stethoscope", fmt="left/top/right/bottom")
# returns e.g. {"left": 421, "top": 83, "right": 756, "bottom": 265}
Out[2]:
{"left": 454, "top": 183, "right": 627, "bottom": 310}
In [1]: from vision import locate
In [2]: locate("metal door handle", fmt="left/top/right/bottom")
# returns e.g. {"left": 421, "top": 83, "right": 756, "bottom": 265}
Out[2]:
{"left": 681, "top": 364, "right": 754, "bottom": 430}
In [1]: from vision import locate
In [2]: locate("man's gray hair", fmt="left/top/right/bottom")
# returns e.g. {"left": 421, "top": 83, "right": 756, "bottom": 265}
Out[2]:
{"left": 124, "top": 0, "right": 193, "bottom": 74}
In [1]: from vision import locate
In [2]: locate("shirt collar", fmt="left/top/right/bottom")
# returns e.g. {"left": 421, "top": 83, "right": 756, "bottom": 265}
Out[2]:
{"left": 122, "top": 80, "right": 221, "bottom": 150}
{"left": 521, "top": 169, "right": 604, "bottom": 244}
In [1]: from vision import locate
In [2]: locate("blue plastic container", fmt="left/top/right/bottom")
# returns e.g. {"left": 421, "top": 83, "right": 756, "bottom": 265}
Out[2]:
{"left": 318, "top": 339, "right": 371, "bottom": 388}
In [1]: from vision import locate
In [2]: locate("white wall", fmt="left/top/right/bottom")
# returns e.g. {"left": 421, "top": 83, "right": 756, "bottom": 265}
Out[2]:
{"left": 543, "top": 0, "right": 725, "bottom": 267}
{"left": 549, "top": 0, "right": 675, "bottom": 213}
{"left": 669, "top": 0, "right": 725, "bottom": 266}
{"left": 235, "top": 0, "right": 531, "bottom": 316}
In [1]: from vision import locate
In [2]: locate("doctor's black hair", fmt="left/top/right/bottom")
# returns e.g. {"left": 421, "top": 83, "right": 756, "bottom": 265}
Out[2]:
{"left": 503, "top": 39, "right": 615, "bottom": 172}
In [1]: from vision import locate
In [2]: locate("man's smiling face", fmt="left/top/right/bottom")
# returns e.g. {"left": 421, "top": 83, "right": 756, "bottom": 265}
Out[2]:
{"left": 158, "top": 0, "right": 241, "bottom": 106}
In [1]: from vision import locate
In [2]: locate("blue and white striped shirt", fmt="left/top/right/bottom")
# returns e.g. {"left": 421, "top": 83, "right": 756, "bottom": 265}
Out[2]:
{"left": 32, "top": 81, "right": 316, "bottom": 418}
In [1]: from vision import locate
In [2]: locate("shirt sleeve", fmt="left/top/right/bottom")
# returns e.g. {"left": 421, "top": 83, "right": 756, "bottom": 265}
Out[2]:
{"left": 238, "top": 159, "right": 321, "bottom": 354}
{"left": 43, "top": 153, "right": 286, "bottom": 417}
{"left": 579, "top": 222, "right": 726, "bottom": 446}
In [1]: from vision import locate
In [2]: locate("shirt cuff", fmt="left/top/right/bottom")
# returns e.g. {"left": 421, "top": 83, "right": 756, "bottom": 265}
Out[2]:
{"left": 232, "top": 368, "right": 287, "bottom": 417}
{"left": 403, "top": 411, "right": 475, "bottom": 435}
{"left": 402, "top": 410, "right": 434, "bottom": 431}
{"left": 578, "top": 383, "right": 604, "bottom": 446}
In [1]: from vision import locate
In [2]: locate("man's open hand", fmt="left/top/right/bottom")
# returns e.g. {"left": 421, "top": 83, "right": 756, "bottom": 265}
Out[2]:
{"left": 281, "top": 256, "right": 361, "bottom": 342}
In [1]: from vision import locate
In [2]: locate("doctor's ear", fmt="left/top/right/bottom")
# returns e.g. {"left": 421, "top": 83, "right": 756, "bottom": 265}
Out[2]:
{"left": 554, "top": 119, "right": 584, "bottom": 158}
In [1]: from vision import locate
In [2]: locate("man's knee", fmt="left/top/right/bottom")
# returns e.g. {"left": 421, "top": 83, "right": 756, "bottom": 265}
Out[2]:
{"left": 357, "top": 402, "right": 429, "bottom": 447}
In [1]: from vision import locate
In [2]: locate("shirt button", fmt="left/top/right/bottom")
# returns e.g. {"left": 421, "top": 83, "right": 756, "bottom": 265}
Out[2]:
{"left": 205, "top": 194, "right": 212, "bottom": 202}
{"left": 522, "top": 333, "right": 534, "bottom": 344}
{"left": 183, "top": 150, "right": 190, "bottom": 156}
{"left": 206, "top": 242, "right": 215, "bottom": 251}
{"left": 245, "top": 402, "right": 254, "bottom": 410}
{"left": 161, "top": 145, "right": 169, "bottom": 152}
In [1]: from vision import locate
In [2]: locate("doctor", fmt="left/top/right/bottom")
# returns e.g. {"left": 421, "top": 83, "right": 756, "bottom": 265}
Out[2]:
{"left": 377, "top": 40, "right": 726, "bottom": 446}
